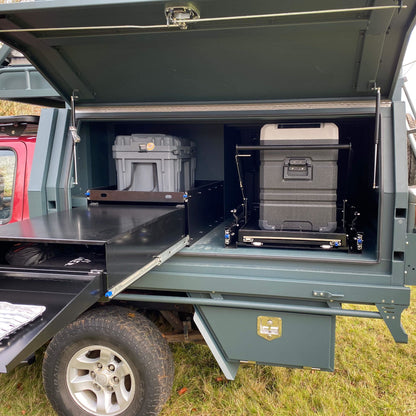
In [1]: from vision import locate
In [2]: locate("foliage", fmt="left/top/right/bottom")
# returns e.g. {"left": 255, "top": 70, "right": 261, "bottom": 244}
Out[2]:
{"left": 0, "top": 100, "right": 41, "bottom": 117}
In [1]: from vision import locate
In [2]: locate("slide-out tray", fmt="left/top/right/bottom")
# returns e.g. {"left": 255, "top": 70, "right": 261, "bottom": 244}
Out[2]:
{"left": 0, "top": 204, "right": 187, "bottom": 372}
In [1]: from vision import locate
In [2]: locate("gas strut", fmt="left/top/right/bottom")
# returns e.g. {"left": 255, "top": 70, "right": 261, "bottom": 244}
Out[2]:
{"left": 372, "top": 87, "right": 381, "bottom": 189}
{"left": 69, "top": 91, "right": 81, "bottom": 186}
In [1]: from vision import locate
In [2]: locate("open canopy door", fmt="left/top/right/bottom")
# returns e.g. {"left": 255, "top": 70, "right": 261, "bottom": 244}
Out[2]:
{"left": 0, "top": 0, "right": 414, "bottom": 104}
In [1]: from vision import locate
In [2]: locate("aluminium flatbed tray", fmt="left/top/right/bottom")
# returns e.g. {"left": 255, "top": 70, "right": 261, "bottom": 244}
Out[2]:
{"left": 0, "top": 204, "right": 184, "bottom": 245}
{"left": 0, "top": 204, "right": 187, "bottom": 372}
{"left": 0, "top": 204, "right": 187, "bottom": 289}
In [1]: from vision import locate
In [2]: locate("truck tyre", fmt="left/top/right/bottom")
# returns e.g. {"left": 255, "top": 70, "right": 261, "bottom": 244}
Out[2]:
{"left": 42, "top": 306, "right": 174, "bottom": 416}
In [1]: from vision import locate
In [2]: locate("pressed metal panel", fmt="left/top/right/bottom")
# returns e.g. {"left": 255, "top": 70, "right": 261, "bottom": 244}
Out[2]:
{"left": 0, "top": 0, "right": 413, "bottom": 104}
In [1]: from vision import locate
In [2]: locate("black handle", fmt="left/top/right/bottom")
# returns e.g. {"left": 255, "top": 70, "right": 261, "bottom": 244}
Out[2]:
{"left": 236, "top": 144, "right": 351, "bottom": 151}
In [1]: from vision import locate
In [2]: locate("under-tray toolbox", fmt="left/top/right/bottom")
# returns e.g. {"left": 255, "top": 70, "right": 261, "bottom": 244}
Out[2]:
{"left": 259, "top": 123, "right": 339, "bottom": 232}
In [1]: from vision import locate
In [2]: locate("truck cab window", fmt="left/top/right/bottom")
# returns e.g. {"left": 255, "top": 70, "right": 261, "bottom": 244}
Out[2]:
{"left": 0, "top": 149, "right": 16, "bottom": 223}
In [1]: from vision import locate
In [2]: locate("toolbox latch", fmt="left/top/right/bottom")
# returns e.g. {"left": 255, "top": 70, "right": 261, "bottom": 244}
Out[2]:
{"left": 165, "top": 6, "right": 200, "bottom": 29}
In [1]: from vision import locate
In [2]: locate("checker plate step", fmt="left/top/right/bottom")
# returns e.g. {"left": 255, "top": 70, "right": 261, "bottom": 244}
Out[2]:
{"left": 0, "top": 302, "right": 46, "bottom": 341}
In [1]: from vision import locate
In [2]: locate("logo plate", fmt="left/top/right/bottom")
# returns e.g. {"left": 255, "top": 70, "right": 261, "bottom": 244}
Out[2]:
{"left": 257, "top": 316, "right": 282, "bottom": 341}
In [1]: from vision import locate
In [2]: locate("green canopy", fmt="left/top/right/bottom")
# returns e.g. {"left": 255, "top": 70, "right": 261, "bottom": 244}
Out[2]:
{"left": 0, "top": 0, "right": 414, "bottom": 105}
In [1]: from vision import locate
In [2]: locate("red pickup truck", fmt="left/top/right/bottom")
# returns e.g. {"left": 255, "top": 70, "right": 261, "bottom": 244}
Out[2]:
{"left": 0, "top": 116, "right": 37, "bottom": 225}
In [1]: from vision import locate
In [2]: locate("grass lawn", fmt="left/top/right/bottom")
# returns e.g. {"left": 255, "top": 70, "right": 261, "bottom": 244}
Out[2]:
{"left": 0, "top": 288, "right": 415, "bottom": 416}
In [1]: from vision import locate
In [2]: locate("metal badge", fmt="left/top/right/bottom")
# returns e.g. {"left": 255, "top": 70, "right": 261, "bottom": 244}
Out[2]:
{"left": 257, "top": 316, "right": 282, "bottom": 341}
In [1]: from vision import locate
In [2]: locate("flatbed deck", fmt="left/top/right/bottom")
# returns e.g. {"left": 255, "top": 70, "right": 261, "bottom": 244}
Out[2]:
{"left": 0, "top": 204, "right": 188, "bottom": 372}
{"left": 181, "top": 222, "right": 377, "bottom": 264}
{"left": 0, "top": 204, "right": 184, "bottom": 245}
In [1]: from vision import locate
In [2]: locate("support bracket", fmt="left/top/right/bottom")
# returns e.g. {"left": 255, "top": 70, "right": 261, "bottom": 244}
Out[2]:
{"left": 376, "top": 303, "right": 408, "bottom": 343}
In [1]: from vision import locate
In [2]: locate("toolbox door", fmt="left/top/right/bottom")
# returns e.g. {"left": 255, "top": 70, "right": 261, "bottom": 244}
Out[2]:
{"left": 0, "top": 0, "right": 414, "bottom": 104}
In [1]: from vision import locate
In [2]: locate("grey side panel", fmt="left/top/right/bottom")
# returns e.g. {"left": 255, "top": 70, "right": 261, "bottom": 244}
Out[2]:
{"left": 29, "top": 108, "right": 72, "bottom": 218}
{"left": 391, "top": 102, "right": 408, "bottom": 284}
{"left": 193, "top": 309, "right": 239, "bottom": 380}
{"left": 46, "top": 110, "right": 72, "bottom": 213}
{"left": 28, "top": 108, "right": 58, "bottom": 217}
{"left": 405, "top": 233, "right": 416, "bottom": 285}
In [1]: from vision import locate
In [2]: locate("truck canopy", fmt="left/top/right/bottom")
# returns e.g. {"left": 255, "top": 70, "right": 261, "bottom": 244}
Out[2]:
{"left": 0, "top": 0, "right": 414, "bottom": 105}
{"left": 0, "top": 45, "right": 61, "bottom": 107}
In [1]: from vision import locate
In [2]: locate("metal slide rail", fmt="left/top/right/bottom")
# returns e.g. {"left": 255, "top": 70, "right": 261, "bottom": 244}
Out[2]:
{"left": 105, "top": 236, "right": 190, "bottom": 299}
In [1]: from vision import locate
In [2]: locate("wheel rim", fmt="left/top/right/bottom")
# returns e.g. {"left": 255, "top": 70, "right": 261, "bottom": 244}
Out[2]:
{"left": 66, "top": 345, "right": 136, "bottom": 416}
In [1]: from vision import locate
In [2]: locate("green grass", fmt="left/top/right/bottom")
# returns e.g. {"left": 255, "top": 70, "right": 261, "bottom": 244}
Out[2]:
{"left": 0, "top": 288, "right": 415, "bottom": 416}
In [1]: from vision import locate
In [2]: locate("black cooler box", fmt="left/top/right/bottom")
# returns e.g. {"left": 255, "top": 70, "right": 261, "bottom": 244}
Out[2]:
{"left": 259, "top": 123, "right": 339, "bottom": 233}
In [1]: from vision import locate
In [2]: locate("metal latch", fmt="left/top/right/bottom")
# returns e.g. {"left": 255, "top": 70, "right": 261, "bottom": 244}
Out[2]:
{"left": 257, "top": 316, "right": 282, "bottom": 341}
{"left": 283, "top": 158, "right": 312, "bottom": 180}
{"left": 312, "top": 290, "right": 344, "bottom": 300}
{"left": 165, "top": 6, "right": 200, "bottom": 29}
{"left": 289, "top": 159, "right": 308, "bottom": 171}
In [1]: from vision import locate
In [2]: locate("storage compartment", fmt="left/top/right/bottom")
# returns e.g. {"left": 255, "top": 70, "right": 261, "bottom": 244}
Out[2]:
{"left": 113, "top": 134, "right": 196, "bottom": 192}
{"left": 194, "top": 298, "right": 336, "bottom": 371}
{"left": 72, "top": 110, "right": 379, "bottom": 259}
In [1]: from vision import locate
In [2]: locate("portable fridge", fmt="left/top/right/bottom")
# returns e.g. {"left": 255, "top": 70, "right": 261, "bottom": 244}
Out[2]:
{"left": 259, "top": 123, "right": 339, "bottom": 232}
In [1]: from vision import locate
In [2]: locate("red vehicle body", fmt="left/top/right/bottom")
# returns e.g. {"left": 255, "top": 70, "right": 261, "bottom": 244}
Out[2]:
{"left": 0, "top": 116, "right": 37, "bottom": 224}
